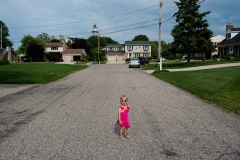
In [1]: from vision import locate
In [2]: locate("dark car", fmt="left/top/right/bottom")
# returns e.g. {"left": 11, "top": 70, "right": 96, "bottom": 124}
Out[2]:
{"left": 138, "top": 57, "right": 149, "bottom": 65}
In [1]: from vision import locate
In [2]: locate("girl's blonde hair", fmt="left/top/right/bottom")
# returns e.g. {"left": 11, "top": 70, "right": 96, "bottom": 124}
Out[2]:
{"left": 120, "top": 95, "right": 128, "bottom": 100}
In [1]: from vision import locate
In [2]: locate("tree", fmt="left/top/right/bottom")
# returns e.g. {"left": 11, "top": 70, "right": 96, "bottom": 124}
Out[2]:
{"left": 102, "top": 37, "right": 119, "bottom": 44}
{"left": 58, "top": 35, "right": 65, "bottom": 41}
{"left": 171, "top": 0, "right": 213, "bottom": 64}
{"left": 37, "top": 32, "right": 51, "bottom": 42}
{"left": 0, "top": 20, "right": 13, "bottom": 48}
{"left": 151, "top": 41, "right": 158, "bottom": 59}
{"left": 132, "top": 35, "right": 149, "bottom": 41}
{"left": 86, "top": 35, "right": 107, "bottom": 49}
{"left": 47, "top": 52, "right": 62, "bottom": 62}
{"left": 26, "top": 43, "right": 45, "bottom": 61}
{"left": 18, "top": 35, "right": 45, "bottom": 54}
{"left": 66, "top": 40, "right": 72, "bottom": 49}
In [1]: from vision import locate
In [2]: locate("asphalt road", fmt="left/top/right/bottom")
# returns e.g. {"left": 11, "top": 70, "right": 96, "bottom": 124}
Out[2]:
{"left": 0, "top": 64, "right": 239, "bottom": 159}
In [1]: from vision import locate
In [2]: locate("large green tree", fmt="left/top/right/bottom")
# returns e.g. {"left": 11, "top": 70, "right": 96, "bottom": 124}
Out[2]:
{"left": 26, "top": 43, "right": 45, "bottom": 61}
{"left": 171, "top": 0, "right": 213, "bottom": 64}
{"left": 132, "top": 35, "right": 149, "bottom": 41}
{"left": 18, "top": 35, "right": 45, "bottom": 54}
{"left": 0, "top": 20, "right": 13, "bottom": 48}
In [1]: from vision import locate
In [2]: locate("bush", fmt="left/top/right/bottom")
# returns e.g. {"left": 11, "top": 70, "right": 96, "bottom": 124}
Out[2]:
{"left": 212, "top": 54, "right": 218, "bottom": 60}
{"left": 125, "top": 58, "right": 130, "bottom": 62}
{"left": 0, "top": 57, "right": 10, "bottom": 65}
{"left": 148, "top": 57, "right": 152, "bottom": 60}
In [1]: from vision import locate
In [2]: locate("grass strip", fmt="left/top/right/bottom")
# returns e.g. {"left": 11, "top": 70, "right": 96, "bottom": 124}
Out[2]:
{"left": 0, "top": 62, "right": 88, "bottom": 84}
{"left": 152, "top": 66, "right": 240, "bottom": 115}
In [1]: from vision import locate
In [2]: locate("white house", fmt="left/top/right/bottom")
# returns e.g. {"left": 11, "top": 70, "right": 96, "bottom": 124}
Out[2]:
{"left": 45, "top": 41, "right": 86, "bottom": 62}
{"left": 210, "top": 35, "right": 226, "bottom": 56}
{"left": 106, "top": 41, "right": 151, "bottom": 62}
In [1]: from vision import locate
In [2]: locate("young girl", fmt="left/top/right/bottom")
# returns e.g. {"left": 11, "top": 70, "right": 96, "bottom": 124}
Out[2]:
{"left": 117, "top": 95, "right": 131, "bottom": 139}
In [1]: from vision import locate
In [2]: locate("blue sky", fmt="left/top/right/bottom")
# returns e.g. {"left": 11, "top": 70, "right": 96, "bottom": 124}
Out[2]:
{"left": 1, "top": 0, "right": 240, "bottom": 50}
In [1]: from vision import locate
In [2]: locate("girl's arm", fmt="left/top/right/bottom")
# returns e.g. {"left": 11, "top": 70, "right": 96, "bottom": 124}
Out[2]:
{"left": 118, "top": 107, "right": 122, "bottom": 124}
{"left": 127, "top": 104, "right": 130, "bottom": 112}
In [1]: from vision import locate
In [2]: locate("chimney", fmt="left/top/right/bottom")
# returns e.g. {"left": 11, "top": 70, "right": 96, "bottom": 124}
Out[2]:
{"left": 226, "top": 23, "right": 234, "bottom": 32}
{"left": 63, "top": 40, "right": 66, "bottom": 50}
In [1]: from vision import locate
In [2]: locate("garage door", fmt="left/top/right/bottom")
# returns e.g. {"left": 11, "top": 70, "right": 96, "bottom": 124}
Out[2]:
{"left": 117, "top": 55, "right": 124, "bottom": 61}
{"left": 108, "top": 55, "right": 116, "bottom": 61}
{"left": 63, "top": 55, "right": 71, "bottom": 62}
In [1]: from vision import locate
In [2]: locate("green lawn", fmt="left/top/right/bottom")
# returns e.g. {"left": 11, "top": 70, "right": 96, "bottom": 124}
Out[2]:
{"left": 153, "top": 66, "right": 240, "bottom": 115}
{"left": 0, "top": 63, "right": 88, "bottom": 84}
{"left": 142, "top": 60, "right": 239, "bottom": 70}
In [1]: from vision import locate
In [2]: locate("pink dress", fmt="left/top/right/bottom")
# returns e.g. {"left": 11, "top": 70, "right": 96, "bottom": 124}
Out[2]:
{"left": 117, "top": 105, "right": 131, "bottom": 128}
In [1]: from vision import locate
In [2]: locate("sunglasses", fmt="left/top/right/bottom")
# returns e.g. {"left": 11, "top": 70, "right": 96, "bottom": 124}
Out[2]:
{"left": 120, "top": 100, "right": 127, "bottom": 102}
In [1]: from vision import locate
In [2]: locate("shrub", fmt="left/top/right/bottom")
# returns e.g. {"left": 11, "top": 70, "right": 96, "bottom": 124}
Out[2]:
{"left": 212, "top": 54, "right": 218, "bottom": 60}
{"left": 0, "top": 57, "right": 10, "bottom": 65}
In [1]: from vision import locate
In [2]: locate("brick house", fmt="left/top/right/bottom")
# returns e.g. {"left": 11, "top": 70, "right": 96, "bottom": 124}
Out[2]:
{"left": 217, "top": 24, "right": 240, "bottom": 56}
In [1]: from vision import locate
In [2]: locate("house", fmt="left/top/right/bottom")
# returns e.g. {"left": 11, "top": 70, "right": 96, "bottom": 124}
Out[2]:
{"left": 62, "top": 49, "right": 86, "bottom": 62}
{"left": 210, "top": 35, "right": 226, "bottom": 56}
{"left": 106, "top": 41, "right": 151, "bottom": 62}
{"left": 0, "top": 47, "right": 17, "bottom": 62}
{"left": 217, "top": 23, "right": 240, "bottom": 56}
{"left": 45, "top": 41, "right": 86, "bottom": 62}
{"left": 106, "top": 44, "right": 125, "bottom": 61}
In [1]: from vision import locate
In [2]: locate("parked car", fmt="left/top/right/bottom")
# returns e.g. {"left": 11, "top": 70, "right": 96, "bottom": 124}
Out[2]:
{"left": 138, "top": 57, "right": 149, "bottom": 65}
{"left": 129, "top": 58, "right": 140, "bottom": 68}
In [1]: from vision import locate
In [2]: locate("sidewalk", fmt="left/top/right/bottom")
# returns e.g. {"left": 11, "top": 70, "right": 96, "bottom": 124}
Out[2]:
{"left": 143, "top": 62, "right": 240, "bottom": 74}
{"left": 167, "top": 62, "right": 240, "bottom": 72}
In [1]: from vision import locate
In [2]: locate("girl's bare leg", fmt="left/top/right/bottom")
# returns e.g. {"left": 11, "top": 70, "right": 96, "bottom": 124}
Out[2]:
{"left": 119, "top": 127, "right": 124, "bottom": 138}
{"left": 124, "top": 128, "right": 128, "bottom": 136}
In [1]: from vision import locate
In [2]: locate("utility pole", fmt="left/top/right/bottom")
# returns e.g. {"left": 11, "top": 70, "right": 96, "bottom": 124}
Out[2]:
{"left": 98, "top": 30, "right": 100, "bottom": 64}
{"left": 158, "top": 0, "right": 163, "bottom": 70}
{"left": 1, "top": 24, "right": 2, "bottom": 48}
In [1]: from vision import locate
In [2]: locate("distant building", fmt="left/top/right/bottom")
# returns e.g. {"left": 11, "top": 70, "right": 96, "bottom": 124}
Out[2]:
{"left": 106, "top": 41, "right": 151, "bottom": 62}
{"left": 217, "top": 23, "right": 240, "bottom": 56}
{"left": 210, "top": 35, "right": 226, "bottom": 56}
{"left": 92, "top": 24, "right": 98, "bottom": 35}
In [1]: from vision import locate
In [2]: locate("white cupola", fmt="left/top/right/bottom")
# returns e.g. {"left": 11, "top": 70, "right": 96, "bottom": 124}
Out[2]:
{"left": 92, "top": 24, "right": 98, "bottom": 35}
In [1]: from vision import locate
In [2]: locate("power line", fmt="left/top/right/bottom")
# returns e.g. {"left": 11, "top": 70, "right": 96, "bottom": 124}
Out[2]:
{"left": 9, "top": 4, "right": 158, "bottom": 29}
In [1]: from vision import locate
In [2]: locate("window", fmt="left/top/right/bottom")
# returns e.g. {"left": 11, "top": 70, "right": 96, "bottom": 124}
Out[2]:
{"left": 143, "top": 45, "right": 149, "bottom": 51}
{"left": 143, "top": 53, "right": 148, "bottom": 57}
{"left": 230, "top": 46, "right": 233, "bottom": 53}
{"left": 118, "top": 47, "right": 122, "bottom": 50}
{"left": 227, "top": 33, "right": 231, "bottom": 39}
{"left": 51, "top": 47, "right": 58, "bottom": 50}
{"left": 127, "top": 46, "right": 132, "bottom": 51}
{"left": 109, "top": 47, "right": 113, "bottom": 50}
{"left": 135, "top": 53, "right": 140, "bottom": 58}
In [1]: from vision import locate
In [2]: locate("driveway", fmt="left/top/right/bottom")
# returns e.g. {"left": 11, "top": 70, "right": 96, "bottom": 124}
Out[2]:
{"left": 0, "top": 64, "right": 239, "bottom": 159}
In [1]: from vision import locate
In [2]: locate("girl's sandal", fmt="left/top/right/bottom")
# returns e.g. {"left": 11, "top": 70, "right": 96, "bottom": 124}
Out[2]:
{"left": 124, "top": 135, "right": 130, "bottom": 139}
{"left": 119, "top": 137, "right": 126, "bottom": 140}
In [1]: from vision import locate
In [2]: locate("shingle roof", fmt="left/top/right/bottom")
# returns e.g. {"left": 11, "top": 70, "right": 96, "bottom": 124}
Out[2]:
{"left": 46, "top": 42, "right": 63, "bottom": 47}
{"left": 107, "top": 44, "right": 124, "bottom": 47}
{"left": 218, "top": 32, "right": 240, "bottom": 46}
{"left": 230, "top": 28, "right": 240, "bottom": 32}
{"left": 125, "top": 41, "right": 150, "bottom": 45}
{"left": 62, "top": 49, "right": 84, "bottom": 54}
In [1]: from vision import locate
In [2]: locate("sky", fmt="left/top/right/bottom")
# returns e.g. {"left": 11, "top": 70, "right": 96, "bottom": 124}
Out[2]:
{"left": 1, "top": 0, "right": 240, "bottom": 50}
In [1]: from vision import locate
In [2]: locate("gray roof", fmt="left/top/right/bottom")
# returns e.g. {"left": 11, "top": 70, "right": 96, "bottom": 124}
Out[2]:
{"left": 125, "top": 41, "right": 150, "bottom": 45}
{"left": 107, "top": 44, "right": 124, "bottom": 47}
{"left": 218, "top": 32, "right": 240, "bottom": 46}
{"left": 230, "top": 28, "right": 240, "bottom": 32}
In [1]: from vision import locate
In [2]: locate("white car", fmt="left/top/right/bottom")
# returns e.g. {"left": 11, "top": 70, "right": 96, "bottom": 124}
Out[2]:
{"left": 129, "top": 58, "right": 140, "bottom": 68}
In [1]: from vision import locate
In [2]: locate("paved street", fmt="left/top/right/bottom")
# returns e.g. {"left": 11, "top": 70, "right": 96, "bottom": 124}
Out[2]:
{"left": 0, "top": 64, "right": 239, "bottom": 159}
